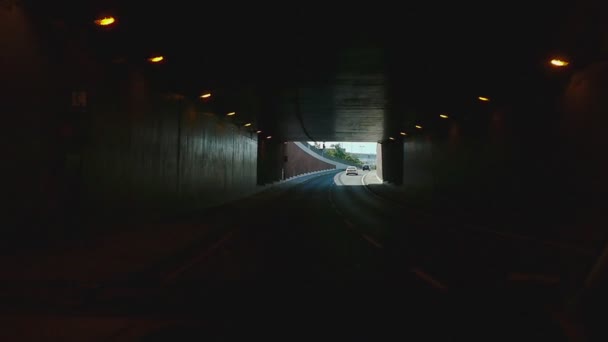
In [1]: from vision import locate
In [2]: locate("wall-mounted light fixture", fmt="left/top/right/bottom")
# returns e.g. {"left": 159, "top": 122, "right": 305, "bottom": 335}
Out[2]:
{"left": 550, "top": 58, "right": 569, "bottom": 67}
{"left": 148, "top": 56, "right": 164, "bottom": 63}
{"left": 94, "top": 16, "right": 116, "bottom": 26}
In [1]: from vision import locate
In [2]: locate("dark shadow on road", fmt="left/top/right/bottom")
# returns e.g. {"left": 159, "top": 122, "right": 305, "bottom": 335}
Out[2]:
{"left": 0, "top": 171, "right": 595, "bottom": 341}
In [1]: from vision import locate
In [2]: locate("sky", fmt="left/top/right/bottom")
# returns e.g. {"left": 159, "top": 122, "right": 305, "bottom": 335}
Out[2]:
{"left": 307, "top": 141, "right": 377, "bottom": 155}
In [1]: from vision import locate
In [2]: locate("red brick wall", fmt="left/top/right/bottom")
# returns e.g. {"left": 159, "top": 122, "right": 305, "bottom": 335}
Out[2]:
{"left": 283, "top": 143, "right": 335, "bottom": 179}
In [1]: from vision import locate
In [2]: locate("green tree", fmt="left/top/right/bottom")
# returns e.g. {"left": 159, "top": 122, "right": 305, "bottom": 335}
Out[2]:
{"left": 326, "top": 144, "right": 363, "bottom": 166}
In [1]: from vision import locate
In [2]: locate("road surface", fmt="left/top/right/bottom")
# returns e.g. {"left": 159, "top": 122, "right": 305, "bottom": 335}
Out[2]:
{"left": 1, "top": 170, "right": 588, "bottom": 341}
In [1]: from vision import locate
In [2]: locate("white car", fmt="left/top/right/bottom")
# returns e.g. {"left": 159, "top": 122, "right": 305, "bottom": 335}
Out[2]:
{"left": 345, "top": 166, "right": 358, "bottom": 175}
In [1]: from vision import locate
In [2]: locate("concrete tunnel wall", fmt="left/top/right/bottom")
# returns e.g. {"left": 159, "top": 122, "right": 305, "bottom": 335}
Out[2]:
{"left": 375, "top": 143, "right": 383, "bottom": 181}
{"left": 0, "top": 0, "right": 358, "bottom": 236}
{"left": 83, "top": 96, "right": 259, "bottom": 216}
{"left": 3, "top": 5, "right": 67, "bottom": 236}
{"left": 572, "top": 63, "right": 608, "bottom": 306}
{"left": 380, "top": 61, "right": 608, "bottom": 247}
{"left": 377, "top": 141, "right": 404, "bottom": 185}
{"left": 1, "top": 5, "right": 265, "bottom": 238}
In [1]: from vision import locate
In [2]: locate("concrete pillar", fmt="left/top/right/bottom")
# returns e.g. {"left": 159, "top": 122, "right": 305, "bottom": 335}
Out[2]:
{"left": 378, "top": 140, "right": 403, "bottom": 185}
{"left": 375, "top": 143, "right": 384, "bottom": 181}
{"left": 256, "top": 137, "right": 284, "bottom": 185}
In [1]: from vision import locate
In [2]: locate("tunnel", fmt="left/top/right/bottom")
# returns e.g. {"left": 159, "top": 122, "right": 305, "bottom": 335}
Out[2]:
{"left": 2, "top": 1, "right": 608, "bottom": 341}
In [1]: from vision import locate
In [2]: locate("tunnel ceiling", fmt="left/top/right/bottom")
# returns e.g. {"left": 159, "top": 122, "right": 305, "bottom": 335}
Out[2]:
{"left": 28, "top": 1, "right": 608, "bottom": 142}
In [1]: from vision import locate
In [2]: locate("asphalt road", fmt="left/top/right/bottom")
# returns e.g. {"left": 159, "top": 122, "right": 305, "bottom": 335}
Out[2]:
{"left": 2, "top": 170, "right": 591, "bottom": 341}
{"left": 136, "top": 170, "right": 575, "bottom": 341}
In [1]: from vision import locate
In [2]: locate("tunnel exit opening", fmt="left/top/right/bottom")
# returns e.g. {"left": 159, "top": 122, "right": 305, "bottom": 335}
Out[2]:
{"left": 262, "top": 140, "right": 380, "bottom": 184}
{"left": 299, "top": 141, "right": 380, "bottom": 187}
{"left": 304, "top": 141, "right": 378, "bottom": 169}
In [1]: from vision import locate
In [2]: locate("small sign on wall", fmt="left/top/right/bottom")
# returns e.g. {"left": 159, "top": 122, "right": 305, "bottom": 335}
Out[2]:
{"left": 72, "top": 90, "right": 87, "bottom": 108}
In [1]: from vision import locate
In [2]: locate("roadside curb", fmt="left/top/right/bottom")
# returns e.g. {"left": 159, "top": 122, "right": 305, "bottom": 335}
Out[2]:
{"left": 360, "top": 171, "right": 408, "bottom": 209}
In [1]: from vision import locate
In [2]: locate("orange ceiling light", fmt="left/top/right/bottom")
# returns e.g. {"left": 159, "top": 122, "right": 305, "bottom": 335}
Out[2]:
{"left": 94, "top": 16, "right": 116, "bottom": 26}
{"left": 148, "top": 56, "right": 164, "bottom": 63}
{"left": 550, "top": 58, "right": 569, "bottom": 67}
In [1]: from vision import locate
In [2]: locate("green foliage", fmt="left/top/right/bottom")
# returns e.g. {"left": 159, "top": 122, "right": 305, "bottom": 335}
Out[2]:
{"left": 326, "top": 144, "right": 363, "bottom": 166}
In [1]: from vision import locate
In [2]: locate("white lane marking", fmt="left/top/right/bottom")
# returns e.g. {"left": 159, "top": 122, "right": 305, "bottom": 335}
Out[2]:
{"left": 360, "top": 171, "right": 403, "bottom": 206}
{"left": 162, "top": 231, "right": 235, "bottom": 284}
{"left": 334, "top": 172, "right": 345, "bottom": 186}
{"left": 410, "top": 267, "right": 448, "bottom": 291}
{"left": 362, "top": 234, "right": 383, "bottom": 249}
{"left": 360, "top": 172, "right": 367, "bottom": 186}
